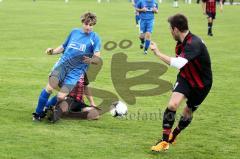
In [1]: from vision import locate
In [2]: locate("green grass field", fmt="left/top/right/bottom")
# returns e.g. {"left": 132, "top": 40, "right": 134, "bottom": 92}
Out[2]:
{"left": 0, "top": 0, "right": 240, "bottom": 159}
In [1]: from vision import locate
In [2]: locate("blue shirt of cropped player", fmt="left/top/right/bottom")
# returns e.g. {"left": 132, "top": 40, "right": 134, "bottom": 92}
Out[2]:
{"left": 137, "top": 0, "right": 158, "bottom": 21}
{"left": 32, "top": 12, "right": 101, "bottom": 121}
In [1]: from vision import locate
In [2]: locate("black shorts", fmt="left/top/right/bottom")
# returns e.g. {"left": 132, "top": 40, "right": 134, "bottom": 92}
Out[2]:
{"left": 65, "top": 97, "right": 88, "bottom": 112}
{"left": 59, "top": 97, "right": 101, "bottom": 120}
{"left": 173, "top": 76, "right": 212, "bottom": 112}
{"left": 206, "top": 12, "right": 216, "bottom": 19}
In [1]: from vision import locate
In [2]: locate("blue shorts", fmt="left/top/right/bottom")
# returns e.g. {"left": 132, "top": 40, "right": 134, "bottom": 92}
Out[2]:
{"left": 139, "top": 19, "right": 154, "bottom": 34}
{"left": 49, "top": 63, "right": 85, "bottom": 91}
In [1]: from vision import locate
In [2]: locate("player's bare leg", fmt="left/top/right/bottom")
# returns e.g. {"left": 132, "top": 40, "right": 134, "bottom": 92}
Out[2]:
{"left": 45, "top": 85, "right": 70, "bottom": 123}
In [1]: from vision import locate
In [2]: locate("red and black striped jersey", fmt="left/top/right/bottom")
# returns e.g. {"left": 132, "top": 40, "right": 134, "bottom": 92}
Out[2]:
{"left": 69, "top": 76, "right": 85, "bottom": 102}
{"left": 175, "top": 32, "right": 212, "bottom": 89}
{"left": 69, "top": 74, "right": 89, "bottom": 102}
{"left": 202, "top": 0, "right": 222, "bottom": 14}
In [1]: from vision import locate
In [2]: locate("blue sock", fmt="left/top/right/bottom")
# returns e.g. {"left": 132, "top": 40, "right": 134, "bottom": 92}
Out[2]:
{"left": 35, "top": 89, "right": 50, "bottom": 114}
{"left": 145, "top": 40, "right": 150, "bottom": 51}
{"left": 46, "top": 96, "right": 58, "bottom": 108}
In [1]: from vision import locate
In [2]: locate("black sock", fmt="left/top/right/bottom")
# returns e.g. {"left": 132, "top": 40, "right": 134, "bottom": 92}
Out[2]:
{"left": 162, "top": 108, "right": 176, "bottom": 141}
{"left": 172, "top": 126, "right": 181, "bottom": 137}
{"left": 208, "top": 22, "right": 213, "bottom": 34}
{"left": 178, "top": 115, "right": 193, "bottom": 130}
{"left": 139, "top": 38, "right": 144, "bottom": 45}
{"left": 172, "top": 115, "right": 193, "bottom": 139}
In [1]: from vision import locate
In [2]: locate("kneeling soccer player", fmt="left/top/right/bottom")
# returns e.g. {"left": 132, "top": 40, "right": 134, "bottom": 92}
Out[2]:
{"left": 46, "top": 74, "right": 101, "bottom": 123}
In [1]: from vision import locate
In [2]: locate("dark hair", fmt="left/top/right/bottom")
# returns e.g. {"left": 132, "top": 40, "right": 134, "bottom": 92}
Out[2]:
{"left": 81, "top": 12, "right": 97, "bottom": 25}
{"left": 168, "top": 13, "right": 189, "bottom": 32}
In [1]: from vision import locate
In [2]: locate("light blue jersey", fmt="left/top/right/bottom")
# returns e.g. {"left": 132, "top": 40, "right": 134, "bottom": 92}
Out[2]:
{"left": 51, "top": 28, "right": 101, "bottom": 87}
{"left": 59, "top": 28, "right": 101, "bottom": 70}
{"left": 136, "top": 0, "right": 158, "bottom": 20}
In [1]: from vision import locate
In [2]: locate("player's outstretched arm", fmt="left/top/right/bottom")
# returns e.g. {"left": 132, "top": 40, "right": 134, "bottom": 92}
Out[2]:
{"left": 150, "top": 41, "right": 188, "bottom": 69}
{"left": 45, "top": 45, "right": 64, "bottom": 55}
{"left": 150, "top": 42, "right": 171, "bottom": 65}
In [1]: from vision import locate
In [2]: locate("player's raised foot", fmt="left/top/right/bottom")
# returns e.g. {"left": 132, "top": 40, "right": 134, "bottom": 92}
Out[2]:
{"left": 168, "top": 133, "right": 177, "bottom": 145}
{"left": 46, "top": 106, "right": 62, "bottom": 123}
{"left": 144, "top": 50, "right": 148, "bottom": 55}
{"left": 32, "top": 112, "right": 46, "bottom": 121}
{"left": 151, "top": 140, "right": 169, "bottom": 152}
{"left": 140, "top": 44, "right": 144, "bottom": 49}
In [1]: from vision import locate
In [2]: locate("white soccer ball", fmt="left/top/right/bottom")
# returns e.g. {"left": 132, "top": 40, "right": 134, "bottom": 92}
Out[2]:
{"left": 110, "top": 101, "right": 128, "bottom": 117}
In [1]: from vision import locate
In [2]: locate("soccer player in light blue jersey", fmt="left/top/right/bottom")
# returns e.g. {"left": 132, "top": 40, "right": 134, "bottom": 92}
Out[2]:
{"left": 132, "top": 0, "right": 140, "bottom": 27}
{"left": 136, "top": 0, "right": 158, "bottom": 54}
{"left": 32, "top": 12, "right": 101, "bottom": 121}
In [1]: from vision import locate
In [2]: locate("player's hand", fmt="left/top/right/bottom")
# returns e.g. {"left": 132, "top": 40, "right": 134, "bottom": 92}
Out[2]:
{"left": 83, "top": 56, "right": 92, "bottom": 64}
{"left": 142, "top": 7, "right": 147, "bottom": 12}
{"left": 46, "top": 48, "right": 54, "bottom": 55}
{"left": 150, "top": 41, "right": 158, "bottom": 52}
{"left": 91, "top": 105, "right": 102, "bottom": 111}
{"left": 153, "top": 7, "right": 158, "bottom": 13}
{"left": 150, "top": 41, "right": 160, "bottom": 56}
{"left": 203, "top": 10, "right": 207, "bottom": 15}
{"left": 220, "top": 7, "right": 223, "bottom": 13}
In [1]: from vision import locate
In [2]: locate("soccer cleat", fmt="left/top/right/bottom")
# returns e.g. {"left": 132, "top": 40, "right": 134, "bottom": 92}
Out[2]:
{"left": 168, "top": 133, "right": 177, "bottom": 145}
{"left": 32, "top": 112, "right": 46, "bottom": 121}
{"left": 140, "top": 44, "right": 144, "bottom": 49}
{"left": 144, "top": 50, "right": 148, "bottom": 55}
{"left": 208, "top": 32, "right": 213, "bottom": 36}
{"left": 151, "top": 140, "right": 169, "bottom": 152}
{"left": 46, "top": 106, "right": 62, "bottom": 123}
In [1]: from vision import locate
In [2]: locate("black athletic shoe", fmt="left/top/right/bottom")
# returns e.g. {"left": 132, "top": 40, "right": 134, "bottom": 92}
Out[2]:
{"left": 32, "top": 112, "right": 46, "bottom": 121}
{"left": 208, "top": 32, "right": 213, "bottom": 36}
{"left": 46, "top": 106, "right": 62, "bottom": 123}
{"left": 140, "top": 44, "right": 144, "bottom": 49}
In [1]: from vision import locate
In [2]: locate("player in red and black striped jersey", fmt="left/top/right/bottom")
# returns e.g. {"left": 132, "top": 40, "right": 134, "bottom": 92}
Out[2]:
{"left": 149, "top": 14, "right": 212, "bottom": 152}
{"left": 202, "top": 0, "right": 223, "bottom": 36}
{"left": 68, "top": 74, "right": 95, "bottom": 106}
